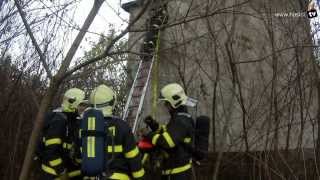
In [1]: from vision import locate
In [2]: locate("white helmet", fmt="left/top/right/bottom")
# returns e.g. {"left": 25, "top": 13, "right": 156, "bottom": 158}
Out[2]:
{"left": 159, "top": 83, "right": 197, "bottom": 108}
{"left": 61, "top": 88, "right": 85, "bottom": 112}
{"left": 89, "top": 84, "right": 116, "bottom": 117}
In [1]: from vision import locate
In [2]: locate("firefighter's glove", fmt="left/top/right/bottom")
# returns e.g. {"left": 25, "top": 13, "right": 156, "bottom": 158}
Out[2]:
{"left": 137, "top": 127, "right": 149, "bottom": 138}
{"left": 144, "top": 116, "right": 159, "bottom": 131}
{"left": 57, "top": 170, "right": 69, "bottom": 180}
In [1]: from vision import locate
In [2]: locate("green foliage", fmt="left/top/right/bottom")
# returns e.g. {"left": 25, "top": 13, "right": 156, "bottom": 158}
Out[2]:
{"left": 68, "top": 29, "right": 129, "bottom": 116}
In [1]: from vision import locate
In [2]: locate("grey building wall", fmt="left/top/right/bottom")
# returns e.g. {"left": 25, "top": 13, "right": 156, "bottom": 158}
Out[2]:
{"left": 124, "top": 0, "right": 317, "bottom": 151}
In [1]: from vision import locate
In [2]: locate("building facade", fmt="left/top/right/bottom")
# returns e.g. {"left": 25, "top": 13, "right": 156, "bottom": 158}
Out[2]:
{"left": 123, "top": 0, "right": 317, "bottom": 152}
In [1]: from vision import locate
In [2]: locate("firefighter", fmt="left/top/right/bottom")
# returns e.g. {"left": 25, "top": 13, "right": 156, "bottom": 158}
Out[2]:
{"left": 89, "top": 84, "right": 145, "bottom": 180}
{"left": 77, "top": 100, "right": 91, "bottom": 116}
{"left": 40, "top": 88, "right": 85, "bottom": 180}
{"left": 144, "top": 83, "right": 197, "bottom": 180}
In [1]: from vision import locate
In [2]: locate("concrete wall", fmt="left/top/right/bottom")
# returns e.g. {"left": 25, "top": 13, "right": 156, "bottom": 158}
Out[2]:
{"left": 124, "top": 0, "right": 317, "bottom": 151}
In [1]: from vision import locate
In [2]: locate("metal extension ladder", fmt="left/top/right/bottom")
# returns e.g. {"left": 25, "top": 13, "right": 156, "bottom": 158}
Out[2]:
{"left": 122, "top": 2, "right": 168, "bottom": 133}
{"left": 123, "top": 57, "right": 155, "bottom": 133}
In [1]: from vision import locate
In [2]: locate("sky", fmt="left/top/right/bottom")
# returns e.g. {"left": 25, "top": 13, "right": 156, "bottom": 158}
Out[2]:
{"left": 2, "top": 0, "right": 131, "bottom": 68}
{"left": 69, "top": 0, "right": 130, "bottom": 58}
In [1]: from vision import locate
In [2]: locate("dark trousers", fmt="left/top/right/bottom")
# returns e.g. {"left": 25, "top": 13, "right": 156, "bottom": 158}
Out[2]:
{"left": 161, "top": 169, "right": 192, "bottom": 180}
{"left": 41, "top": 172, "right": 56, "bottom": 180}
{"left": 41, "top": 173, "right": 83, "bottom": 180}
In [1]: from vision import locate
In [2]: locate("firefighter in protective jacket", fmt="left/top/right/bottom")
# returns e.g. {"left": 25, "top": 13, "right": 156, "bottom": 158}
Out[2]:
{"left": 40, "top": 88, "right": 85, "bottom": 180}
{"left": 89, "top": 84, "right": 145, "bottom": 180}
{"left": 144, "top": 83, "right": 197, "bottom": 180}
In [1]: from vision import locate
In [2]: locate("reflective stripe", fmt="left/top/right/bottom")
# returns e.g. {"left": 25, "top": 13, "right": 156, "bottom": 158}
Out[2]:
{"left": 156, "top": 125, "right": 166, "bottom": 132}
{"left": 142, "top": 153, "right": 149, "bottom": 164}
{"left": 75, "top": 158, "right": 82, "bottom": 164}
{"left": 63, "top": 107, "right": 75, "bottom": 112}
{"left": 161, "top": 125, "right": 167, "bottom": 131}
{"left": 109, "top": 172, "right": 130, "bottom": 180}
{"left": 163, "top": 132, "right": 175, "bottom": 147}
{"left": 125, "top": 146, "right": 139, "bottom": 158}
{"left": 184, "top": 137, "right": 191, "bottom": 143}
{"left": 49, "top": 158, "right": 62, "bottom": 167}
{"left": 152, "top": 134, "right": 160, "bottom": 145}
{"left": 132, "top": 168, "right": 145, "bottom": 178}
{"left": 63, "top": 143, "right": 72, "bottom": 149}
{"left": 107, "top": 145, "right": 123, "bottom": 153}
{"left": 41, "top": 164, "right": 57, "bottom": 175}
{"left": 83, "top": 177, "right": 96, "bottom": 180}
{"left": 80, "top": 147, "right": 83, "bottom": 153}
{"left": 177, "top": 112, "right": 191, "bottom": 118}
{"left": 79, "top": 129, "right": 82, "bottom": 138}
{"left": 45, "top": 138, "right": 62, "bottom": 146}
{"left": 162, "top": 162, "right": 192, "bottom": 175}
{"left": 109, "top": 126, "right": 116, "bottom": 136}
{"left": 68, "top": 170, "right": 81, "bottom": 177}
{"left": 87, "top": 117, "right": 96, "bottom": 158}
{"left": 87, "top": 136, "right": 95, "bottom": 158}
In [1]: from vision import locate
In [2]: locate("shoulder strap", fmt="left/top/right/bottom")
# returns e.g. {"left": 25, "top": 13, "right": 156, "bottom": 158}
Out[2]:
{"left": 81, "top": 130, "right": 106, "bottom": 137}
{"left": 108, "top": 115, "right": 122, "bottom": 121}
{"left": 176, "top": 112, "right": 192, "bottom": 118}
{"left": 52, "top": 108, "right": 67, "bottom": 118}
{"left": 43, "top": 111, "right": 66, "bottom": 129}
{"left": 55, "top": 112, "right": 67, "bottom": 121}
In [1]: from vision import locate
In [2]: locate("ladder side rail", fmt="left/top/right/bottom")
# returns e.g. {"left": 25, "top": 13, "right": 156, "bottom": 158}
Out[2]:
{"left": 122, "top": 60, "right": 143, "bottom": 120}
{"left": 132, "top": 57, "right": 155, "bottom": 133}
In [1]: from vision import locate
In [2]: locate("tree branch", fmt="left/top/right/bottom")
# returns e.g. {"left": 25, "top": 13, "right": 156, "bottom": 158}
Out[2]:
{"left": 235, "top": 45, "right": 317, "bottom": 64}
{"left": 14, "top": 0, "right": 52, "bottom": 78}
{"left": 62, "top": 0, "right": 152, "bottom": 80}
{"left": 56, "top": 0, "right": 105, "bottom": 76}
{"left": 18, "top": 1, "right": 105, "bottom": 179}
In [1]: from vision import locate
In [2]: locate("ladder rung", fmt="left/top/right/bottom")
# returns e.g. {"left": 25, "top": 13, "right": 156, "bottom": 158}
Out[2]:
{"left": 132, "top": 95, "right": 141, "bottom": 99}
{"left": 136, "top": 76, "right": 148, "bottom": 82}
{"left": 140, "top": 63, "right": 152, "bottom": 69}
{"left": 129, "top": 106, "right": 139, "bottom": 112}
{"left": 132, "top": 91, "right": 142, "bottom": 97}
{"left": 136, "top": 74, "right": 148, "bottom": 80}
{"left": 141, "top": 60, "right": 152, "bottom": 65}
{"left": 131, "top": 97, "right": 141, "bottom": 105}
{"left": 135, "top": 81, "right": 147, "bottom": 87}
{"left": 140, "top": 65, "right": 150, "bottom": 70}
{"left": 139, "top": 66, "right": 150, "bottom": 72}
{"left": 129, "top": 98, "right": 140, "bottom": 104}
{"left": 133, "top": 90, "right": 142, "bottom": 95}
{"left": 131, "top": 98, "right": 141, "bottom": 105}
{"left": 136, "top": 75, "right": 147, "bottom": 81}
{"left": 128, "top": 105, "right": 139, "bottom": 110}
{"left": 127, "top": 113, "right": 137, "bottom": 120}
{"left": 128, "top": 108, "right": 136, "bottom": 115}
{"left": 141, "top": 56, "right": 153, "bottom": 61}
{"left": 134, "top": 85, "right": 145, "bottom": 90}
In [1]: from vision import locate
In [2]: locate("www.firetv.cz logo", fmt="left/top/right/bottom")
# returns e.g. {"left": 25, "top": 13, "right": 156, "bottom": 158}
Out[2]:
{"left": 307, "top": 0, "right": 320, "bottom": 18}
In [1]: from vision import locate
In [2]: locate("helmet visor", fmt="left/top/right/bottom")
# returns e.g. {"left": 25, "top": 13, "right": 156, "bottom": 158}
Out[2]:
{"left": 158, "top": 93, "right": 167, "bottom": 102}
{"left": 184, "top": 97, "right": 198, "bottom": 107}
{"left": 68, "top": 98, "right": 76, "bottom": 104}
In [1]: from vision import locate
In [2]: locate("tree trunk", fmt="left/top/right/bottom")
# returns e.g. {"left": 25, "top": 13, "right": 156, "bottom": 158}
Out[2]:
{"left": 18, "top": 79, "right": 59, "bottom": 180}
{"left": 18, "top": 1, "right": 104, "bottom": 179}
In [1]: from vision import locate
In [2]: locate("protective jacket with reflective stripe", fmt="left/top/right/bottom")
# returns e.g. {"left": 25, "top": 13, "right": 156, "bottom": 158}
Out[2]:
{"left": 147, "top": 109, "right": 194, "bottom": 173}
{"left": 104, "top": 116, "right": 145, "bottom": 179}
{"left": 41, "top": 109, "right": 80, "bottom": 177}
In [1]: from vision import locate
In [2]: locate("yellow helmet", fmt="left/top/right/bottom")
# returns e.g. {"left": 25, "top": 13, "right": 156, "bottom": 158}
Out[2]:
{"left": 89, "top": 84, "right": 116, "bottom": 117}
{"left": 159, "top": 83, "right": 197, "bottom": 108}
{"left": 62, "top": 88, "right": 85, "bottom": 112}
